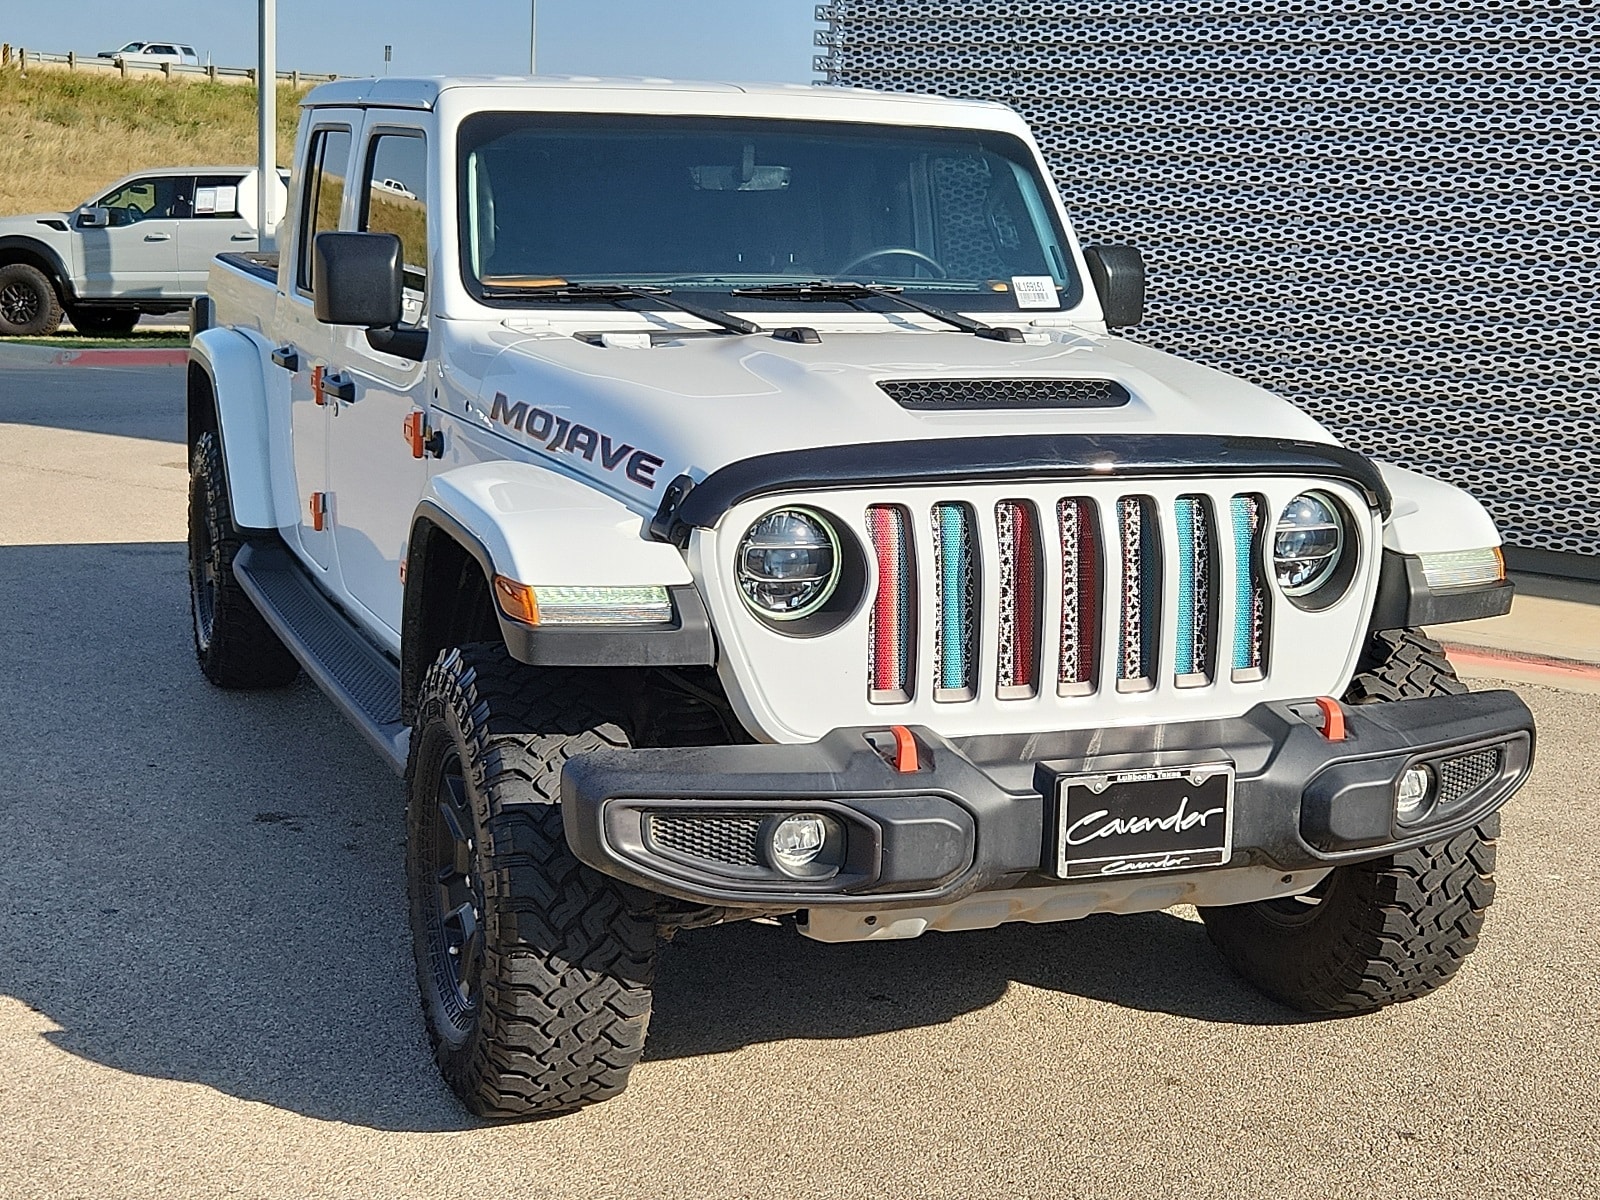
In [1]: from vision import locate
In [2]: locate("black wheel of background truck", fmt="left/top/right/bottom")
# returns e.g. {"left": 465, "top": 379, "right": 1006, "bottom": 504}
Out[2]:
{"left": 0, "top": 263, "right": 64, "bottom": 337}
{"left": 187, "top": 430, "right": 301, "bottom": 688}
{"left": 406, "top": 643, "right": 657, "bottom": 1119}
{"left": 1199, "top": 629, "right": 1498, "bottom": 1015}
{"left": 70, "top": 307, "right": 140, "bottom": 335}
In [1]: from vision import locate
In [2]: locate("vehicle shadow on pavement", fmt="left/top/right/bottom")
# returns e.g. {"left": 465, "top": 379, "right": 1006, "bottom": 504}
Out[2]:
{"left": 0, "top": 541, "right": 481, "bottom": 1133}
{"left": 646, "top": 908, "right": 1310, "bottom": 1063}
{"left": 0, "top": 540, "right": 1305, "bottom": 1134}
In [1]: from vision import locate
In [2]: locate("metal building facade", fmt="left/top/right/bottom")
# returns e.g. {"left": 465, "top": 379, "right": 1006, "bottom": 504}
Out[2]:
{"left": 817, "top": 1, "right": 1598, "bottom": 572}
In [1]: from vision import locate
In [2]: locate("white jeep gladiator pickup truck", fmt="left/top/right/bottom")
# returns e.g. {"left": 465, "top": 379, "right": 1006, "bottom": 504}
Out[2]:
{"left": 187, "top": 76, "right": 1534, "bottom": 1119}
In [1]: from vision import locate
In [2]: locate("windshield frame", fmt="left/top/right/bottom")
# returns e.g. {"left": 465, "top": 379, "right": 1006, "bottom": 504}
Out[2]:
{"left": 454, "top": 111, "right": 1083, "bottom": 316}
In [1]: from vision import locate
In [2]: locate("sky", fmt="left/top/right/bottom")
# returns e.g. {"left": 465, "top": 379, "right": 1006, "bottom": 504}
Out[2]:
{"left": 1, "top": 0, "right": 820, "bottom": 82}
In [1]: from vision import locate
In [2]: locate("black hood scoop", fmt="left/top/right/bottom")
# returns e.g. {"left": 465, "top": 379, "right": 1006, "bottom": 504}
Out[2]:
{"left": 879, "top": 378, "right": 1131, "bottom": 411}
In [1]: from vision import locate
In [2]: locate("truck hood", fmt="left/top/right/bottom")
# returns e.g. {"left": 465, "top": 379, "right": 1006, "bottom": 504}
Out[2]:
{"left": 458, "top": 319, "right": 1338, "bottom": 513}
{"left": 0, "top": 212, "right": 73, "bottom": 236}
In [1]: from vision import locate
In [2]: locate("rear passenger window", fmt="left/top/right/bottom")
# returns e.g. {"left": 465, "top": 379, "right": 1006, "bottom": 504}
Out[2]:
{"left": 360, "top": 131, "right": 429, "bottom": 325}
{"left": 192, "top": 175, "right": 245, "bottom": 219}
{"left": 296, "top": 127, "right": 352, "bottom": 294}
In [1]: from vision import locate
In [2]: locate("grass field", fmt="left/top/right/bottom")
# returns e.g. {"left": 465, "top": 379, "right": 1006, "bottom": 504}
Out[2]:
{"left": 0, "top": 68, "right": 304, "bottom": 214}
{"left": 9, "top": 332, "right": 188, "bottom": 348}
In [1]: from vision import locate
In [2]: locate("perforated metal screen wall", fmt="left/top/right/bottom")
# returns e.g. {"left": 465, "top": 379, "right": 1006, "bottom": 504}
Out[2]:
{"left": 817, "top": 1, "right": 1598, "bottom": 561}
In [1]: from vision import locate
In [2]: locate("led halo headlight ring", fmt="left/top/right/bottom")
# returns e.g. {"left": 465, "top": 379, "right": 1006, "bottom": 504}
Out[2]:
{"left": 735, "top": 506, "right": 844, "bottom": 622}
{"left": 1272, "top": 490, "right": 1347, "bottom": 600}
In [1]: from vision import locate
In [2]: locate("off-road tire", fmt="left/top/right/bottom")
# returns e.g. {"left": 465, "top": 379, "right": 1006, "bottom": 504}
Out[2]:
{"left": 70, "top": 307, "right": 140, "bottom": 335}
{"left": 406, "top": 644, "right": 657, "bottom": 1120}
{"left": 187, "top": 431, "right": 300, "bottom": 688}
{"left": 0, "top": 263, "right": 64, "bottom": 337}
{"left": 1200, "top": 629, "right": 1497, "bottom": 1015}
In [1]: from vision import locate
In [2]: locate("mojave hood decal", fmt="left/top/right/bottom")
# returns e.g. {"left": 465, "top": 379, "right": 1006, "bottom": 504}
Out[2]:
{"left": 472, "top": 323, "right": 1337, "bottom": 513}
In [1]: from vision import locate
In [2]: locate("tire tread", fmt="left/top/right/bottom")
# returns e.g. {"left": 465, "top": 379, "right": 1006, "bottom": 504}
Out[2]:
{"left": 1201, "top": 629, "right": 1498, "bottom": 1014}
{"left": 407, "top": 644, "right": 655, "bottom": 1120}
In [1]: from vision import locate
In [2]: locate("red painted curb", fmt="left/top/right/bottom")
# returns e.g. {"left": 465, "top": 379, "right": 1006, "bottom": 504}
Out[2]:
{"left": 59, "top": 348, "right": 189, "bottom": 367}
{"left": 1443, "top": 642, "right": 1600, "bottom": 682}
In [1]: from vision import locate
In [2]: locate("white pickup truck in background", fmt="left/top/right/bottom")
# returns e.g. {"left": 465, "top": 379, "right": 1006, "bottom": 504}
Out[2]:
{"left": 186, "top": 76, "right": 1531, "bottom": 1120}
{"left": 0, "top": 165, "right": 286, "bottom": 336}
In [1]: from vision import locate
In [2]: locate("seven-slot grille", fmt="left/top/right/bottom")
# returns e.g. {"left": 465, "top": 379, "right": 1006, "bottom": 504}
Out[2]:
{"left": 866, "top": 492, "right": 1270, "bottom": 703}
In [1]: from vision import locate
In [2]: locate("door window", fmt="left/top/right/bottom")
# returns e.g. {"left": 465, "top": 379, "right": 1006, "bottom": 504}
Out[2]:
{"left": 296, "top": 128, "right": 353, "bottom": 295}
{"left": 191, "top": 175, "right": 246, "bottom": 219}
{"left": 96, "top": 177, "right": 189, "bottom": 226}
{"left": 360, "top": 131, "right": 428, "bottom": 324}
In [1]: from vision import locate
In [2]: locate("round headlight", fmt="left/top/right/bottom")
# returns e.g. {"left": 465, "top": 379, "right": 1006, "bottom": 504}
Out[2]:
{"left": 1273, "top": 492, "right": 1345, "bottom": 597}
{"left": 737, "top": 508, "right": 841, "bottom": 620}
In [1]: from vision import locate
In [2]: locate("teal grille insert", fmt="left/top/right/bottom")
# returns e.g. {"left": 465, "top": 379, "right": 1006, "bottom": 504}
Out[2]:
{"left": 1175, "top": 499, "right": 1198, "bottom": 675}
{"left": 1174, "top": 497, "right": 1213, "bottom": 682}
{"left": 1229, "top": 496, "right": 1266, "bottom": 674}
{"left": 932, "top": 502, "right": 977, "bottom": 697}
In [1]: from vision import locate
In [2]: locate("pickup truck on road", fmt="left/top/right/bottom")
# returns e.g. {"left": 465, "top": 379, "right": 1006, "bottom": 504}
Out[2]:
{"left": 0, "top": 165, "right": 284, "bottom": 336}
{"left": 187, "top": 76, "right": 1534, "bottom": 1119}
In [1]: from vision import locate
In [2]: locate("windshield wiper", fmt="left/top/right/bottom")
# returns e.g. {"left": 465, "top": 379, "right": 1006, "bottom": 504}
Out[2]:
{"left": 479, "top": 281, "right": 764, "bottom": 337}
{"left": 730, "top": 281, "right": 1026, "bottom": 343}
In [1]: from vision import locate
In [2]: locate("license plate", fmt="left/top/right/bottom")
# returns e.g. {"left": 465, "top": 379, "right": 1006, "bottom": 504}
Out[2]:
{"left": 1055, "top": 763, "right": 1234, "bottom": 879}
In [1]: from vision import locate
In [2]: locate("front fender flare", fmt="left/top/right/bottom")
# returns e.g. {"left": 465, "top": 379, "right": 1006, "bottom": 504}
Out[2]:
{"left": 189, "top": 328, "right": 275, "bottom": 530}
{"left": 1377, "top": 461, "right": 1501, "bottom": 555}
{"left": 0, "top": 234, "right": 75, "bottom": 301}
{"left": 407, "top": 461, "right": 713, "bottom": 674}
{"left": 1370, "top": 461, "right": 1511, "bottom": 630}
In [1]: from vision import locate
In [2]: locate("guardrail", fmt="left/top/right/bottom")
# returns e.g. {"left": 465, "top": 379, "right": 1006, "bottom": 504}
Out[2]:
{"left": 0, "top": 43, "right": 345, "bottom": 86}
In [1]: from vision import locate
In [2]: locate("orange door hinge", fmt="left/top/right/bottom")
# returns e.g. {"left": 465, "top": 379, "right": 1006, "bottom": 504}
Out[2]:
{"left": 308, "top": 491, "right": 328, "bottom": 531}
{"left": 403, "top": 410, "right": 443, "bottom": 459}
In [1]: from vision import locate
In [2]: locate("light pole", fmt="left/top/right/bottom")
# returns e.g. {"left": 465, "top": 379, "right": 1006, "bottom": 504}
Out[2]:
{"left": 257, "top": 0, "right": 276, "bottom": 252}
{"left": 529, "top": 0, "right": 538, "bottom": 74}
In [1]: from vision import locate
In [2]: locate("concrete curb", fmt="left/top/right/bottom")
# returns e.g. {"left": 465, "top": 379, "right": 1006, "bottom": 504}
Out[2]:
{"left": 0, "top": 343, "right": 188, "bottom": 368}
{"left": 1443, "top": 641, "right": 1600, "bottom": 691}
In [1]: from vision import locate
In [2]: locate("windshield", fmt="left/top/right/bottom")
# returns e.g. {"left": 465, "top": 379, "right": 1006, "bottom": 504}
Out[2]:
{"left": 457, "top": 113, "right": 1080, "bottom": 313}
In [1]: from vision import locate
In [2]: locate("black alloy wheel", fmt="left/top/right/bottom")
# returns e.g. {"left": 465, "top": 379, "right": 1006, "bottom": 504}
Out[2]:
{"left": 0, "top": 263, "right": 63, "bottom": 336}
{"left": 0, "top": 280, "right": 40, "bottom": 326}
{"left": 420, "top": 750, "right": 486, "bottom": 1038}
{"left": 189, "top": 488, "right": 219, "bottom": 648}
{"left": 186, "top": 429, "right": 300, "bottom": 687}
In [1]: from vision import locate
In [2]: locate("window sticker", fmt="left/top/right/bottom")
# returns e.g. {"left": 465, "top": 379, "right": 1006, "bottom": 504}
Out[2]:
{"left": 1011, "top": 275, "right": 1061, "bottom": 309}
{"left": 195, "top": 186, "right": 239, "bottom": 216}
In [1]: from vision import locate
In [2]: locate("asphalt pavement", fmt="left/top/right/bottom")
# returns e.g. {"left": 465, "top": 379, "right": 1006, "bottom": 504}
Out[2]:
{"left": 0, "top": 363, "right": 1596, "bottom": 1200}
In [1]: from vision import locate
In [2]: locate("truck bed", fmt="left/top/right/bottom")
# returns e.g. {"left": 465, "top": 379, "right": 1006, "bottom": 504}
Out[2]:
{"left": 217, "top": 251, "right": 279, "bottom": 284}
{"left": 208, "top": 251, "right": 281, "bottom": 334}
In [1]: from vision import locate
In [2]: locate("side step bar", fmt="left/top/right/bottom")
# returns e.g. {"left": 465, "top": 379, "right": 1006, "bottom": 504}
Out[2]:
{"left": 233, "top": 542, "right": 408, "bottom": 774}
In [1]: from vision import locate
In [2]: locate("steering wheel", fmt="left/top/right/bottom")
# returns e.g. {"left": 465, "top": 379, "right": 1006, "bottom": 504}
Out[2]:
{"left": 834, "top": 247, "right": 948, "bottom": 279}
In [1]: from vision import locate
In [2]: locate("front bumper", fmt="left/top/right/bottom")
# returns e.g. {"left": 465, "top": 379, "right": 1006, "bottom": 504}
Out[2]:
{"left": 560, "top": 689, "right": 1534, "bottom": 909}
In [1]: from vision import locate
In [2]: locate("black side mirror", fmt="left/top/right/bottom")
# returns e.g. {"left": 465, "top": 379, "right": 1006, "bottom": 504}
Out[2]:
{"left": 313, "top": 231, "right": 403, "bottom": 328}
{"left": 1082, "top": 244, "right": 1145, "bottom": 329}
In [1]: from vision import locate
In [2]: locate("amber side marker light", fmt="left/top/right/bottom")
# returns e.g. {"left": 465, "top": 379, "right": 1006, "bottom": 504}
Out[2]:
{"left": 494, "top": 576, "right": 541, "bottom": 626}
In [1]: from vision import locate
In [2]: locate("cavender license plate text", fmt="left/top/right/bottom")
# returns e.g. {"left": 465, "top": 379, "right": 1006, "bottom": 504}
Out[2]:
{"left": 1056, "top": 765, "right": 1234, "bottom": 879}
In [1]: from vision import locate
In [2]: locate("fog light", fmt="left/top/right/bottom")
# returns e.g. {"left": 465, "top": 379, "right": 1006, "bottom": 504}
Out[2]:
{"left": 767, "top": 813, "right": 844, "bottom": 878}
{"left": 1396, "top": 766, "right": 1433, "bottom": 822}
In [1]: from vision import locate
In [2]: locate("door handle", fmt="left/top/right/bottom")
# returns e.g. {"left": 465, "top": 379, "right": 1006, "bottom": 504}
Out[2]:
{"left": 270, "top": 344, "right": 299, "bottom": 372}
{"left": 143, "top": 232, "right": 172, "bottom": 242}
{"left": 230, "top": 233, "right": 256, "bottom": 241}
{"left": 323, "top": 372, "right": 356, "bottom": 403}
